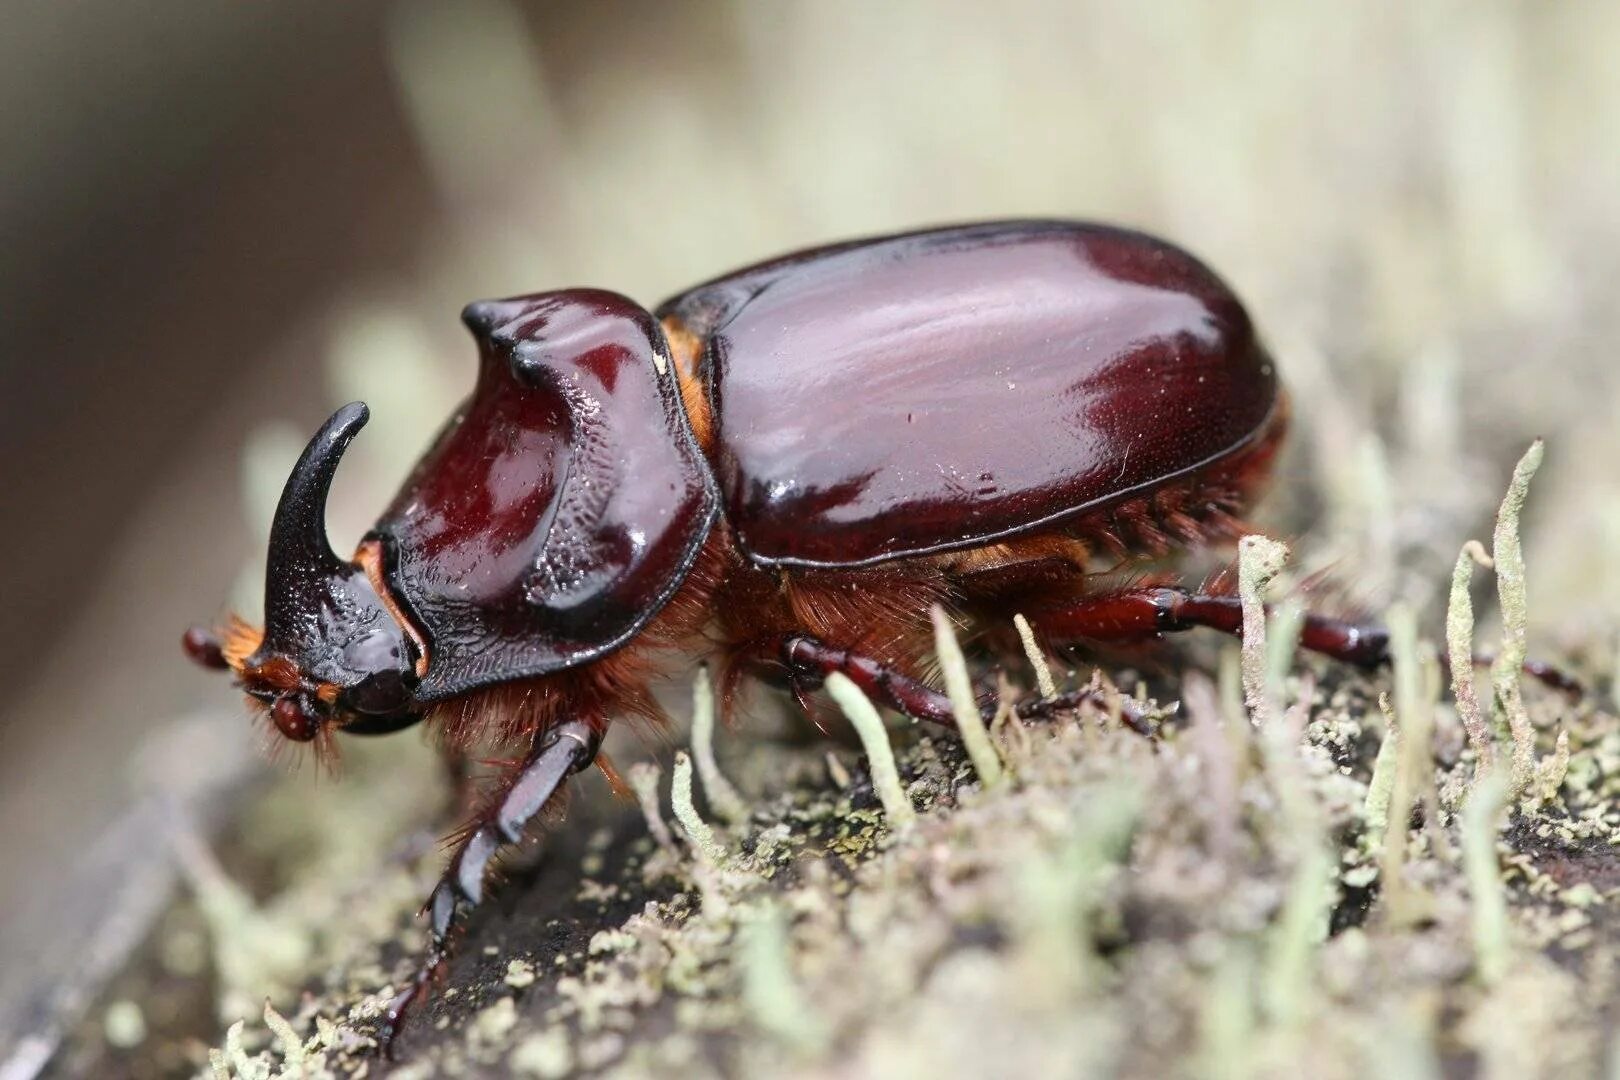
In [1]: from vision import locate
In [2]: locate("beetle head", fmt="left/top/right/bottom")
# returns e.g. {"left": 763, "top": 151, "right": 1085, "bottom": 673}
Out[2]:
{"left": 187, "top": 403, "right": 424, "bottom": 751}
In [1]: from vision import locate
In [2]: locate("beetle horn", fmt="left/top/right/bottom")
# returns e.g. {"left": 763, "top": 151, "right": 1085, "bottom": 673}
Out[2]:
{"left": 261, "top": 402, "right": 370, "bottom": 639}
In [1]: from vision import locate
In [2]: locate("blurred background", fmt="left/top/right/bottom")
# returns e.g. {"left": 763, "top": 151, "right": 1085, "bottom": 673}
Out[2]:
{"left": 3, "top": 0, "right": 1620, "bottom": 1063}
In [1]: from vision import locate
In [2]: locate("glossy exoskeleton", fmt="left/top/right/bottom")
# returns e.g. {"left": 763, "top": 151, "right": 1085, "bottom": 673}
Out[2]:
{"left": 186, "top": 220, "right": 1404, "bottom": 1048}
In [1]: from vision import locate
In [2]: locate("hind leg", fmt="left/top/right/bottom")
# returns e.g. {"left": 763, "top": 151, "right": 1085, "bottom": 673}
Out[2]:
{"left": 1026, "top": 584, "right": 1389, "bottom": 666}
{"left": 1023, "top": 582, "right": 1579, "bottom": 693}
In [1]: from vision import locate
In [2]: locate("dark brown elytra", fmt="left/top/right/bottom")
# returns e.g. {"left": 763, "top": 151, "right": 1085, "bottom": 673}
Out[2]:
{"left": 183, "top": 220, "right": 1565, "bottom": 1054}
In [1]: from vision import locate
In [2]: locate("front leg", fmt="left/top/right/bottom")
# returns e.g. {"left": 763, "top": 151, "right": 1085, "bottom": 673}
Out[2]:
{"left": 772, "top": 634, "right": 1151, "bottom": 734}
{"left": 377, "top": 717, "right": 602, "bottom": 1055}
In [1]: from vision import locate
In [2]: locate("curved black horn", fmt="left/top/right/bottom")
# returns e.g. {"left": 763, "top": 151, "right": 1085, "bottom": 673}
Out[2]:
{"left": 262, "top": 402, "right": 370, "bottom": 640}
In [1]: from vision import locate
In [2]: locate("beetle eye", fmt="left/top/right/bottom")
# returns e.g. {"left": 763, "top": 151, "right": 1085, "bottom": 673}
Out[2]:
{"left": 272, "top": 697, "right": 319, "bottom": 742}
{"left": 344, "top": 669, "right": 410, "bottom": 716}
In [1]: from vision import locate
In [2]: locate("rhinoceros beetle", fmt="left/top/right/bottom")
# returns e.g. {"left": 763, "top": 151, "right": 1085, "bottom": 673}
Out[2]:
{"left": 185, "top": 219, "right": 1504, "bottom": 1049}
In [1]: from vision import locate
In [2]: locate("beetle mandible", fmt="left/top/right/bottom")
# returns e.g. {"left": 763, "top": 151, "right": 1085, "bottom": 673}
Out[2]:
{"left": 187, "top": 220, "right": 1410, "bottom": 1046}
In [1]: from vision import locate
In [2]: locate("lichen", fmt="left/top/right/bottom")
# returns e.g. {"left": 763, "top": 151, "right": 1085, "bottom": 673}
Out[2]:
{"left": 74, "top": 612, "right": 1620, "bottom": 1080}
{"left": 1492, "top": 440, "right": 1544, "bottom": 796}
{"left": 930, "top": 604, "right": 1005, "bottom": 789}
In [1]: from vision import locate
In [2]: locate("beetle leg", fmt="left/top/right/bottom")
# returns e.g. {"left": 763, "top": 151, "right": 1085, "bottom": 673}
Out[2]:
{"left": 1012, "top": 684, "right": 1154, "bottom": 733}
{"left": 1444, "top": 652, "right": 1583, "bottom": 696}
{"left": 779, "top": 636, "right": 957, "bottom": 724}
{"left": 1027, "top": 585, "right": 1580, "bottom": 694}
{"left": 774, "top": 634, "right": 1151, "bottom": 735}
{"left": 1028, "top": 586, "right": 1386, "bottom": 664}
{"left": 376, "top": 717, "right": 601, "bottom": 1056}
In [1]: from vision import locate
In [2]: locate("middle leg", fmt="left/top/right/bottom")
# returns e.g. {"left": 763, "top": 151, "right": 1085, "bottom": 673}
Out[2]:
{"left": 762, "top": 633, "right": 1152, "bottom": 734}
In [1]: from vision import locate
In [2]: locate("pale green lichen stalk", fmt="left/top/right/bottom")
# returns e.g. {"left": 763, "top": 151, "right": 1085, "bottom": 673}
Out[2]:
{"left": 627, "top": 760, "right": 676, "bottom": 853}
{"left": 1362, "top": 701, "right": 1400, "bottom": 837}
{"left": 670, "top": 751, "right": 729, "bottom": 866}
{"left": 1490, "top": 440, "right": 1542, "bottom": 796}
{"left": 1377, "top": 604, "right": 1428, "bottom": 925}
{"left": 1447, "top": 539, "right": 1496, "bottom": 784}
{"left": 1236, "top": 534, "right": 1290, "bottom": 727}
{"left": 931, "top": 603, "right": 1005, "bottom": 788}
{"left": 259, "top": 1002, "right": 303, "bottom": 1069}
{"left": 1013, "top": 612, "right": 1058, "bottom": 699}
{"left": 1231, "top": 537, "right": 1335, "bottom": 1031}
{"left": 823, "top": 672, "right": 917, "bottom": 828}
{"left": 1461, "top": 769, "right": 1513, "bottom": 986}
{"left": 739, "top": 904, "right": 830, "bottom": 1055}
{"left": 1010, "top": 780, "right": 1141, "bottom": 997}
{"left": 689, "top": 667, "right": 750, "bottom": 825}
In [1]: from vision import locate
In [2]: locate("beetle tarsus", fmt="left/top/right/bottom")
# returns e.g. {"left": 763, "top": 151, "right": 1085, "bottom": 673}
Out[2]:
{"left": 1448, "top": 651, "right": 1583, "bottom": 698}
{"left": 1514, "top": 657, "right": 1582, "bottom": 696}
{"left": 1015, "top": 687, "right": 1155, "bottom": 737}
{"left": 373, "top": 718, "right": 601, "bottom": 1057}
{"left": 377, "top": 949, "right": 447, "bottom": 1059}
